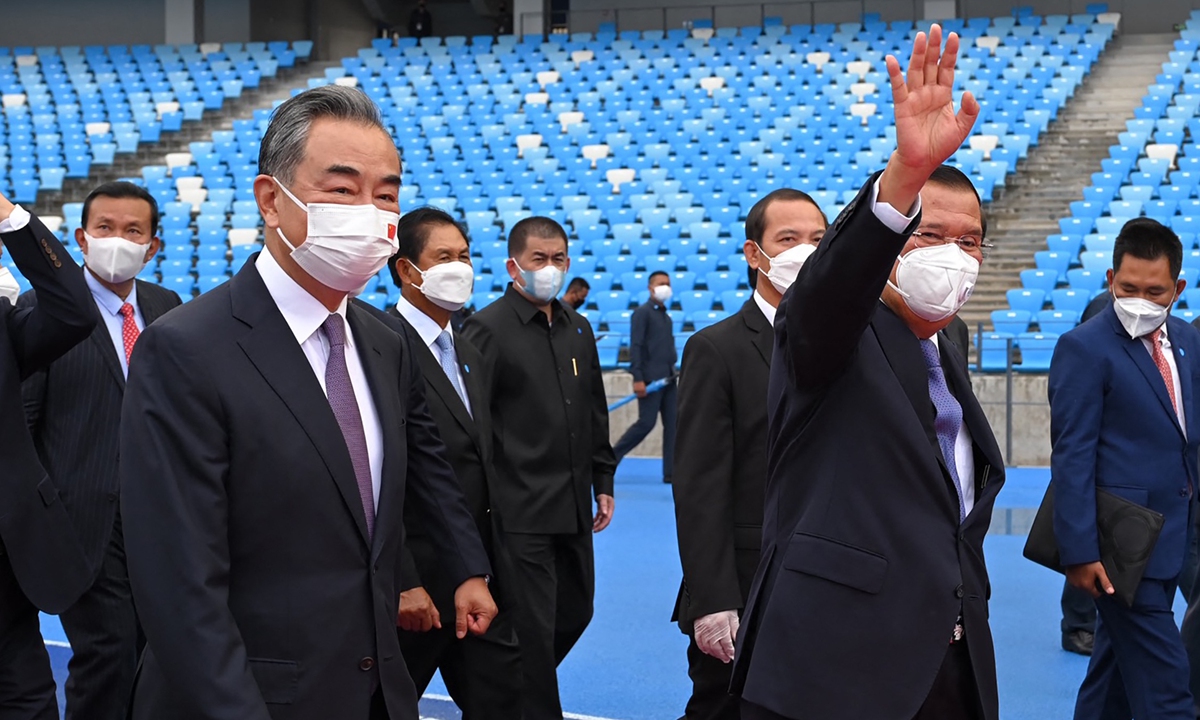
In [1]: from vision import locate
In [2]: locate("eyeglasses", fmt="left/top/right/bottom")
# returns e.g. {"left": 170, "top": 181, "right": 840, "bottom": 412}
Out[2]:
{"left": 910, "top": 229, "right": 994, "bottom": 257}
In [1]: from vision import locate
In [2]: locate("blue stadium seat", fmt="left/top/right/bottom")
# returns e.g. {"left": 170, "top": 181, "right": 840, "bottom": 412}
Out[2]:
{"left": 1037, "top": 310, "right": 1079, "bottom": 335}
{"left": 594, "top": 291, "right": 632, "bottom": 314}
{"left": 1006, "top": 289, "right": 1046, "bottom": 313}
{"left": 1016, "top": 333, "right": 1059, "bottom": 372}
{"left": 992, "top": 310, "right": 1033, "bottom": 335}
{"left": 979, "top": 333, "right": 1016, "bottom": 372}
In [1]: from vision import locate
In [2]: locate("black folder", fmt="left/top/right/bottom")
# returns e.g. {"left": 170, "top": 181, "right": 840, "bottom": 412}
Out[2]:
{"left": 1023, "top": 482, "right": 1164, "bottom": 607}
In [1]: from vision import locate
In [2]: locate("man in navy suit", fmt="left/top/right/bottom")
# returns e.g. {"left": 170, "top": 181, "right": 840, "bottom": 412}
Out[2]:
{"left": 1051, "top": 217, "right": 1200, "bottom": 719}
{"left": 732, "top": 25, "right": 1006, "bottom": 720}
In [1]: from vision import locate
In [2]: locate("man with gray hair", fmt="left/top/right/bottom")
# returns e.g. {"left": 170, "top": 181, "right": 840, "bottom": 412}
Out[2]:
{"left": 120, "top": 85, "right": 497, "bottom": 720}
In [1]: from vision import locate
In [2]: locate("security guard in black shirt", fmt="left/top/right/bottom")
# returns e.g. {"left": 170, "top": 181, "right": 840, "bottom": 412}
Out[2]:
{"left": 612, "top": 271, "right": 677, "bottom": 483}
{"left": 460, "top": 216, "right": 617, "bottom": 720}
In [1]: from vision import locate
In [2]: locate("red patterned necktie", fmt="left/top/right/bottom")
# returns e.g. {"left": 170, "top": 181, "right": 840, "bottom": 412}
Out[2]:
{"left": 1149, "top": 328, "right": 1179, "bottom": 413}
{"left": 119, "top": 303, "right": 139, "bottom": 364}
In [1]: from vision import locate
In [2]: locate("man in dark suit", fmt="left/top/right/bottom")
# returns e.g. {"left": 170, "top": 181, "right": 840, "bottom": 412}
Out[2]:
{"left": 20, "top": 181, "right": 180, "bottom": 720}
{"left": 119, "top": 85, "right": 497, "bottom": 720}
{"left": 1051, "top": 218, "right": 1200, "bottom": 719}
{"left": 612, "top": 270, "right": 677, "bottom": 483}
{"left": 461, "top": 216, "right": 617, "bottom": 720}
{"left": 733, "top": 27, "right": 1006, "bottom": 720}
{"left": 0, "top": 190, "right": 97, "bottom": 718}
{"left": 354, "top": 206, "right": 522, "bottom": 718}
{"left": 672, "top": 188, "right": 826, "bottom": 720}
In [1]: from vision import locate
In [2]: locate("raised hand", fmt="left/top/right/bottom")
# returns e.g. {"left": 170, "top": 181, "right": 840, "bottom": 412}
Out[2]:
{"left": 879, "top": 24, "right": 980, "bottom": 211}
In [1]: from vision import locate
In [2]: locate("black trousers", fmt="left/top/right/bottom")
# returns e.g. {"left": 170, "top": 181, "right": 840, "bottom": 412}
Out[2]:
{"left": 613, "top": 381, "right": 676, "bottom": 479}
{"left": 504, "top": 531, "right": 594, "bottom": 720}
{"left": 0, "top": 557, "right": 57, "bottom": 720}
{"left": 397, "top": 605, "right": 522, "bottom": 719}
{"left": 59, "top": 515, "right": 140, "bottom": 720}
{"left": 740, "top": 639, "right": 981, "bottom": 720}
{"left": 680, "top": 632, "right": 739, "bottom": 720}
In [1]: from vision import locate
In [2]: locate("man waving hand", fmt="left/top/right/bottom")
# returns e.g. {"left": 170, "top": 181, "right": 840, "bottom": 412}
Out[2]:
{"left": 732, "top": 25, "right": 1005, "bottom": 720}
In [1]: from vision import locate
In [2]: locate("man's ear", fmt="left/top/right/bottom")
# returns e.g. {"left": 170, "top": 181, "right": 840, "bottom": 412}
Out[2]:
{"left": 75, "top": 227, "right": 88, "bottom": 252}
{"left": 253, "top": 175, "right": 280, "bottom": 230}
{"left": 144, "top": 236, "right": 162, "bottom": 264}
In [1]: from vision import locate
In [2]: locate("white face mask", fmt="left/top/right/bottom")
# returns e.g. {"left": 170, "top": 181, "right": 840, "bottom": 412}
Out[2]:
{"left": 652, "top": 284, "right": 673, "bottom": 304}
{"left": 758, "top": 242, "right": 817, "bottom": 294}
{"left": 1112, "top": 292, "right": 1173, "bottom": 339}
{"left": 512, "top": 259, "right": 565, "bottom": 303}
{"left": 887, "top": 243, "right": 980, "bottom": 322}
{"left": 0, "top": 266, "right": 19, "bottom": 304}
{"left": 84, "top": 233, "right": 152, "bottom": 284}
{"left": 275, "top": 180, "right": 400, "bottom": 293}
{"left": 409, "top": 259, "right": 475, "bottom": 311}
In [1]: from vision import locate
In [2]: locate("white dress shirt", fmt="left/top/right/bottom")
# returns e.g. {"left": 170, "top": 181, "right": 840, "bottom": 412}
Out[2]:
{"left": 394, "top": 295, "right": 472, "bottom": 415}
{"left": 256, "top": 248, "right": 383, "bottom": 506}
{"left": 871, "top": 179, "right": 976, "bottom": 517}
{"left": 753, "top": 289, "right": 776, "bottom": 327}
{"left": 0, "top": 205, "right": 31, "bottom": 234}
{"left": 85, "top": 268, "right": 145, "bottom": 378}
{"left": 1143, "top": 323, "right": 1186, "bottom": 436}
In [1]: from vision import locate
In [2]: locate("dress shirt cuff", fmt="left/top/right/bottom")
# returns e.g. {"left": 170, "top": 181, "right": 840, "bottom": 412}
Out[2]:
{"left": 0, "top": 206, "right": 31, "bottom": 234}
{"left": 869, "top": 177, "right": 921, "bottom": 234}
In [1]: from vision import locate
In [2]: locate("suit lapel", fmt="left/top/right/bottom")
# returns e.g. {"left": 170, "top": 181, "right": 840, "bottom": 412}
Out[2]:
{"left": 1171, "top": 319, "right": 1196, "bottom": 440}
{"left": 872, "top": 306, "right": 966, "bottom": 521}
{"left": 389, "top": 307, "right": 480, "bottom": 447}
{"left": 136, "top": 281, "right": 173, "bottom": 325}
{"left": 1122, "top": 338, "right": 1184, "bottom": 437}
{"left": 348, "top": 305, "right": 403, "bottom": 560}
{"left": 740, "top": 300, "right": 773, "bottom": 368}
{"left": 871, "top": 303, "right": 939, "bottom": 450}
{"left": 86, "top": 305, "right": 126, "bottom": 389}
{"left": 231, "top": 263, "right": 373, "bottom": 548}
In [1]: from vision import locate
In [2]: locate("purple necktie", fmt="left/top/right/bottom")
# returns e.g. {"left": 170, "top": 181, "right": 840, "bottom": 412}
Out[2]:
{"left": 919, "top": 339, "right": 966, "bottom": 523}
{"left": 322, "top": 313, "right": 375, "bottom": 539}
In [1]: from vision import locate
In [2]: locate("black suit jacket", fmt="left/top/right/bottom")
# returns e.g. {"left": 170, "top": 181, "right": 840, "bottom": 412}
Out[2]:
{"left": 461, "top": 285, "right": 616, "bottom": 535}
{"left": 20, "top": 279, "right": 180, "bottom": 580}
{"left": 945, "top": 314, "right": 971, "bottom": 366}
{"left": 672, "top": 299, "right": 771, "bottom": 627}
{"left": 731, "top": 179, "right": 1006, "bottom": 720}
{"left": 0, "top": 213, "right": 96, "bottom": 614}
{"left": 119, "top": 257, "right": 491, "bottom": 720}
{"left": 355, "top": 300, "right": 511, "bottom": 614}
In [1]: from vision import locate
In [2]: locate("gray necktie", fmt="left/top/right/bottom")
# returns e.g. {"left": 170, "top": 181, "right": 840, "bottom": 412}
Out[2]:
{"left": 919, "top": 339, "right": 966, "bottom": 523}
{"left": 322, "top": 314, "right": 375, "bottom": 538}
{"left": 434, "top": 330, "right": 471, "bottom": 416}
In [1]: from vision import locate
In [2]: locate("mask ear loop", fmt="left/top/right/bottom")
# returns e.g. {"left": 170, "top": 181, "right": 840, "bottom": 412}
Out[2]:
{"left": 272, "top": 179, "right": 309, "bottom": 252}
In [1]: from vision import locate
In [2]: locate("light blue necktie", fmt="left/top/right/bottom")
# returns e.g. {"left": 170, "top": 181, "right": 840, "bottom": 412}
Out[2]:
{"left": 919, "top": 339, "right": 967, "bottom": 522}
{"left": 434, "top": 330, "right": 471, "bottom": 416}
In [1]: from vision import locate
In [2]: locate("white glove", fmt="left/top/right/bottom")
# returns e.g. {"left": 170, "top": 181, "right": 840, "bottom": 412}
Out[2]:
{"left": 693, "top": 610, "right": 740, "bottom": 663}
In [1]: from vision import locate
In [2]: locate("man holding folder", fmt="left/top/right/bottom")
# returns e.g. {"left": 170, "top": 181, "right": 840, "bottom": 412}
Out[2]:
{"left": 1050, "top": 217, "right": 1200, "bottom": 719}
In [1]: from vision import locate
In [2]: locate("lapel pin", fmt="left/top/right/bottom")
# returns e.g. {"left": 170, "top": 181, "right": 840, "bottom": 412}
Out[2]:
{"left": 464, "top": 364, "right": 470, "bottom": 373}
{"left": 578, "top": 327, "right": 582, "bottom": 334}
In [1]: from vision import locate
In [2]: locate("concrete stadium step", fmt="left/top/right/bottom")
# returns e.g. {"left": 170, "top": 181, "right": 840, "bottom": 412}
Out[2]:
{"left": 960, "top": 31, "right": 1178, "bottom": 332}
{"left": 30, "top": 60, "right": 344, "bottom": 218}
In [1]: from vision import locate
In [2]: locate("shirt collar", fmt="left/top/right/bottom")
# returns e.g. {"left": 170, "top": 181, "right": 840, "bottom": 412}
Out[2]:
{"left": 256, "top": 246, "right": 350, "bottom": 348}
{"left": 395, "top": 295, "right": 450, "bottom": 348}
{"left": 505, "top": 283, "right": 563, "bottom": 325}
{"left": 752, "top": 290, "right": 776, "bottom": 327}
{"left": 85, "top": 267, "right": 137, "bottom": 316}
